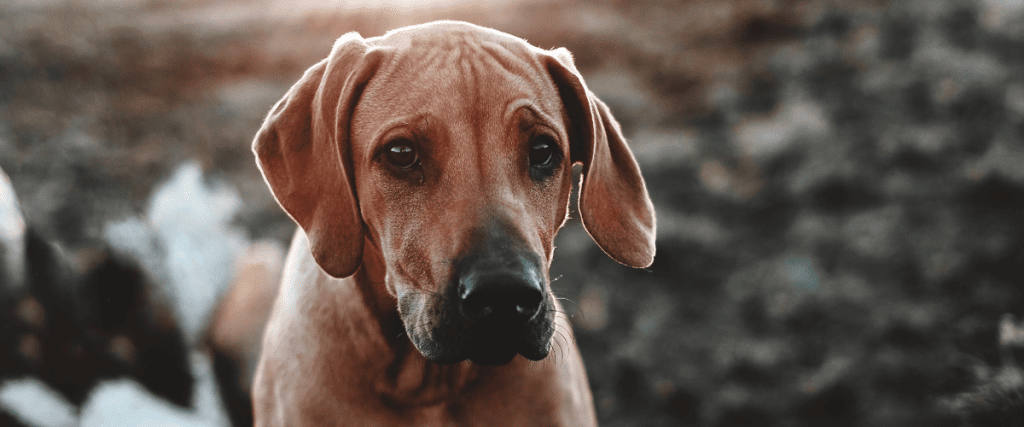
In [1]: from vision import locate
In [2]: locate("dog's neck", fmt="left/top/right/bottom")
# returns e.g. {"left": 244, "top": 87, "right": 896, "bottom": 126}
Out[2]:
{"left": 347, "top": 238, "right": 480, "bottom": 407}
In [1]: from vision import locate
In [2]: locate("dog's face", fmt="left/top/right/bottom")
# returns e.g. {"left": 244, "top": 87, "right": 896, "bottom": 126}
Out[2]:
{"left": 351, "top": 33, "right": 574, "bottom": 365}
{"left": 254, "top": 21, "right": 655, "bottom": 366}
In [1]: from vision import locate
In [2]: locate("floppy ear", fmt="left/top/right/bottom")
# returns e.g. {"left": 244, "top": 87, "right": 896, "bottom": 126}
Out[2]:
{"left": 543, "top": 48, "right": 656, "bottom": 268}
{"left": 253, "top": 33, "right": 383, "bottom": 278}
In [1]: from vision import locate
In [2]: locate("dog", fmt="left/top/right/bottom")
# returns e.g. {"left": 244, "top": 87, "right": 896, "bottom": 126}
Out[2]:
{"left": 251, "top": 21, "right": 655, "bottom": 426}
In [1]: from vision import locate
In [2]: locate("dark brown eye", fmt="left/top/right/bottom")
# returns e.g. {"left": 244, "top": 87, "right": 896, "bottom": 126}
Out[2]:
{"left": 529, "top": 136, "right": 557, "bottom": 167}
{"left": 385, "top": 141, "right": 419, "bottom": 169}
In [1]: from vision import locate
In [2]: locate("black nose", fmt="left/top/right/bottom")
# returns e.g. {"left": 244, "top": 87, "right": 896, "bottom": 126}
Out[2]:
{"left": 459, "top": 267, "right": 543, "bottom": 326}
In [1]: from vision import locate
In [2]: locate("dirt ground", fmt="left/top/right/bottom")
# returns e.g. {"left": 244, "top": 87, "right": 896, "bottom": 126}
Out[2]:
{"left": 2, "top": 0, "right": 1024, "bottom": 425}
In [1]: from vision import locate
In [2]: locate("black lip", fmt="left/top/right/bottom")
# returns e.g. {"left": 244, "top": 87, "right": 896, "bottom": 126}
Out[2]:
{"left": 416, "top": 328, "right": 551, "bottom": 366}
{"left": 466, "top": 323, "right": 552, "bottom": 365}
{"left": 467, "top": 341, "right": 520, "bottom": 366}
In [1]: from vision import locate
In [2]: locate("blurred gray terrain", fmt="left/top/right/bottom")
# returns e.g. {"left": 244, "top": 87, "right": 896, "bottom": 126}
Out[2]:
{"left": 2, "top": 0, "right": 1024, "bottom": 426}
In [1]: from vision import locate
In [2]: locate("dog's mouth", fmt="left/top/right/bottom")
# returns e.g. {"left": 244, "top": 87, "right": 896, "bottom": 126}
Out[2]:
{"left": 463, "top": 313, "right": 554, "bottom": 366}
{"left": 398, "top": 290, "right": 554, "bottom": 366}
{"left": 467, "top": 339, "right": 520, "bottom": 366}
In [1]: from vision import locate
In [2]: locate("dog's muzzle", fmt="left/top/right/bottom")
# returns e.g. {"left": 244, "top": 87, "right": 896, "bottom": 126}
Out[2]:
{"left": 455, "top": 253, "right": 551, "bottom": 365}
{"left": 399, "top": 222, "right": 555, "bottom": 366}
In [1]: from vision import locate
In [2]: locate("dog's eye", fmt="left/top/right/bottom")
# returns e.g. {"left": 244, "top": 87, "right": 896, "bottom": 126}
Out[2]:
{"left": 385, "top": 141, "right": 419, "bottom": 169}
{"left": 529, "top": 136, "right": 557, "bottom": 167}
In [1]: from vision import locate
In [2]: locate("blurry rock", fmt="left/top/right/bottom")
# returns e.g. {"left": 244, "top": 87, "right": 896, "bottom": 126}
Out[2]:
{"left": 945, "top": 313, "right": 1024, "bottom": 426}
{"left": 941, "top": 3, "right": 982, "bottom": 50}
{"left": 733, "top": 96, "right": 830, "bottom": 160}
{"left": 585, "top": 66, "right": 663, "bottom": 133}
{"left": 980, "top": 0, "right": 1024, "bottom": 31}
{"left": 879, "top": 14, "right": 919, "bottom": 60}
{"left": 698, "top": 158, "right": 764, "bottom": 201}
{"left": 723, "top": 350, "right": 783, "bottom": 388}
{"left": 949, "top": 367, "right": 1024, "bottom": 427}
{"left": 966, "top": 144, "right": 1024, "bottom": 186}
{"left": 842, "top": 206, "right": 902, "bottom": 261}
{"left": 792, "top": 381, "right": 860, "bottom": 426}
{"left": 1000, "top": 314, "right": 1024, "bottom": 367}
{"left": 640, "top": 237, "right": 730, "bottom": 321}
{"left": 628, "top": 128, "right": 699, "bottom": 169}
{"left": 738, "top": 71, "right": 781, "bottom": 115}
{"left": 782, "top": 256, "right": 822, "bottom": 295}
{"left": 947, "top": 88, "right": 1004, "bottom": 156}
{"left": 783, "top": 301, "right": 847, "bottom": 367}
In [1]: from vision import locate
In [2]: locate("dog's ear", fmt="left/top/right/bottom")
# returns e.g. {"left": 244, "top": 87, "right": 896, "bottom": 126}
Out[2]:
{"left": 253, "top": 33, "right": 384, "bottom": 278}
{"left": 543, "top": 48, "right": 656, "bottom": 268}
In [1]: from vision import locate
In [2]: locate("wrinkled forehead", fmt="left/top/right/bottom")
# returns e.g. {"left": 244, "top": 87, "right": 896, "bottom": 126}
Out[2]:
{"left": 354, "top": 23, "right": 565, "bottom": 132}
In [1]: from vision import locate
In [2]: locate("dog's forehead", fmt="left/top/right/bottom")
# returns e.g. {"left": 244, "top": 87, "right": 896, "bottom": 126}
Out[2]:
{"left": 375, "top": 21, "right": 536, "bottom": 57}
{"left": 356, "top": 22, "right": 564, "bottom": 125}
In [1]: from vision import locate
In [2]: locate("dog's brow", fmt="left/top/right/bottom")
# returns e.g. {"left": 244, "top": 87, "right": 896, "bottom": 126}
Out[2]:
{"left": 507, "top": 101, "right": 559, "bottom": 133}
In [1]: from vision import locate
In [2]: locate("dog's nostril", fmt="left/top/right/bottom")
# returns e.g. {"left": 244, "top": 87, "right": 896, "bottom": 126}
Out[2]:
{"left": 460, "top": 276, "right": 543, "bottom": 324}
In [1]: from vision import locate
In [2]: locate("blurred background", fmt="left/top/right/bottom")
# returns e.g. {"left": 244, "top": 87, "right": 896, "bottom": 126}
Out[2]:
{"left": 2, "top": 0, "right": 1024, "bottom": 426}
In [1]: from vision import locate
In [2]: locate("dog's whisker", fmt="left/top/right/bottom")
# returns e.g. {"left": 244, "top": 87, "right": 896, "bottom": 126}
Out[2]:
{"left": 552, "top": 333, "right": 567, "bottom": 368}
{"left": 552, "top": 331, "right": 569, "bottom": 360}
{"left": 553, "top": 323, "right": 577, "bottom": 347}
{"left": 552, "top": 308, "right": 574, "bottom": 317}
{"left": 554, "top": 297, "right": 586, "bottom": 321}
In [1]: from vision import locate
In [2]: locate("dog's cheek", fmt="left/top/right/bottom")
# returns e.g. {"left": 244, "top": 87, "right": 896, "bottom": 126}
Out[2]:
{"left": 525, "top": 167, "right": 573, "bottom": 262}
{"left": 392, "top": 235, "right": 438, "bottom": 292}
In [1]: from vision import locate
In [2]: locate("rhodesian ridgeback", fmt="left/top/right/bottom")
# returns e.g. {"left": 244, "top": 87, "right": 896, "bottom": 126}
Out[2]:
{"left": 251, "top": 21, "right": 655, "bottom": 426}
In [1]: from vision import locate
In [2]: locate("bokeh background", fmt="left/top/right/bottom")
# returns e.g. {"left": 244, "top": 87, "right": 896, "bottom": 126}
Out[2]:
{"left": 2, "top": 0, "right": 1024, "bottom": 426}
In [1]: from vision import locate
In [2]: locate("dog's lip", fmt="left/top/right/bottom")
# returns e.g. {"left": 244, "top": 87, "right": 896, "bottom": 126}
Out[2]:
{"left": 466, "top": 340, "right": 519, "bottom": 366}
{"left": 410, "top": 324, "right": 553, "bottom": 366}
{"left": 466, "top": 323, "right": 543, "bottom": 364}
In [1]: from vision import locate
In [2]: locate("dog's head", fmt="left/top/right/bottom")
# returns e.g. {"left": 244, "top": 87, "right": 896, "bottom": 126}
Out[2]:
{"left": 254, "top": 21, "right": 655, "bottom": 366}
